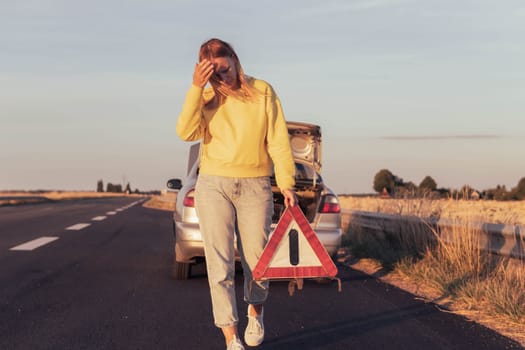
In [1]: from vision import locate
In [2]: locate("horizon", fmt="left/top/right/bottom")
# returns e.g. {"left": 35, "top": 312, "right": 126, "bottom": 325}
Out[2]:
{"left": 1, "top": 172, "right": 522, "bottom": 196}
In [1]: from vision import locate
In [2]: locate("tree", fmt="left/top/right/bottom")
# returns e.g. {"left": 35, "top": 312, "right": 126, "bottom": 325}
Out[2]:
{"left": 97, "top": 179, "right": 104, "bottom": 192}
{"left": 517, "top": 177, "right": 525, "bottom": 197}
{"left": 373, "top": 169, "right": 395, "bottom": 194}
{"left": 484, "top": 185, "right": 508, "bottom": 200}
{"left": 419, "top": 176, "right": 437, "bottom": 192}
{"left": 512, "top": 177, "right": 525, "bottom": 200}
{"left": 124, "top": 183, "right": 131, "bottom": 194}
{"left": 106, "top": 182, "right": 122, "bottom": 193}
{"left": 397, "top": 181, "right": 417, "bottom": 197}
{"left": 436, "top": 187, "right": 451, "bottom": 198}
{"left": 455, "top": 184, "right": 479, "bottom": 200}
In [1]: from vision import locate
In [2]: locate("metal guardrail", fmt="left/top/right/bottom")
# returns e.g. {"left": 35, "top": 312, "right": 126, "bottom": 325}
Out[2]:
{"left": 344, "top": 210, "right": 525, "bottom": 259}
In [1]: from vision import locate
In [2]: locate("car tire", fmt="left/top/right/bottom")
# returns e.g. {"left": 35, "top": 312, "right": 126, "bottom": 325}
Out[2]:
{"left": 172, "top": 222, "right": 191, "bottom": 280}
{"left": 173, "top": 257, "right": 191, "bottom": 280}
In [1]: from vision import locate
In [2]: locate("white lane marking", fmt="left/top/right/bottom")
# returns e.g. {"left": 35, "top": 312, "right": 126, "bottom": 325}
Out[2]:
{"left": 66, "top": 223, "right": 91, "bottom": 230}
{"left": 106, "top": 211, "right": 117, "bottom": 215}
{"left": 10, "top": 236, "right": 59, "bottom": 251}
{"left": 116, "top": 208, "right": 124, "bottom": 212}
{"left": 91, "top": 216, "right": 107, "bottom": 221}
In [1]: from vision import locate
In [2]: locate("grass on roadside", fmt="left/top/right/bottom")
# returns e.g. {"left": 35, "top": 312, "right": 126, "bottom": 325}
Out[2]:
{"left": 0, "top": 191, "right": 145, "bottom": 206}
{"left": 393, "top": 222, "right": 525, "bottom": 327}
{"left": 344, "top": 198, "right": 525, "bottom": 345}
{"left": 143, "top": 193, "right": 176, "bottom": 211}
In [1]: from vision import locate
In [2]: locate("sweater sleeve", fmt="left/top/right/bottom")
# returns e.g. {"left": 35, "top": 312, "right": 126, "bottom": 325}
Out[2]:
{"left": 176, "top": 85, "right": 206, "bottom": 141}
{"left": 265, "top": 84, "right": 296, "bottom": 191}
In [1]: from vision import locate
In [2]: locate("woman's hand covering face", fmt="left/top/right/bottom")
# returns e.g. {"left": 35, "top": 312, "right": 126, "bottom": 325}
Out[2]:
{"left": 193, "top": 59, "right": 214, "bottom": 88}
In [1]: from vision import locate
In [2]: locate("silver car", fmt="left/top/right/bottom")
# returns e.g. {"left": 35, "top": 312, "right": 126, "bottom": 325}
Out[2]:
{"left": 167, "top": 121, "right": 342, "bottom": 280}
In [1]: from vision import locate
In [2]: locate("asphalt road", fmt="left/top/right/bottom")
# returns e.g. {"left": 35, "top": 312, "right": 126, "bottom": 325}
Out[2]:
{"left": 0, "top": 198, "right": 522, "bottom": 350}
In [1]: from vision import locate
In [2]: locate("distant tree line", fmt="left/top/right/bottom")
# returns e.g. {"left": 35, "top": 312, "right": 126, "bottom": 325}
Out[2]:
{"left": 373, "top": 169, "right": 525, "bottom": 200}
{"left": 96, "top": 180, "right": 137, "bottom": 194}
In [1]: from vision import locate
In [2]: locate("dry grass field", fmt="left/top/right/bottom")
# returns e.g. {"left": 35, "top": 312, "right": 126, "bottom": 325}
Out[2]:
{"left": 340, "top": 195, "right": 525, "bottom": 346}
{"left": 142, "top": 192, "right": 176, "bottom": 211}
{"left": 0, "top": 191, "right": 144, "bottom": 206}
{"left": 339, "top": 195, "right": 525, "bottom": 226}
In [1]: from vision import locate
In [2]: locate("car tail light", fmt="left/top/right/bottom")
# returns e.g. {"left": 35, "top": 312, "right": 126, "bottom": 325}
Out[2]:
{"left": 182, "top": 190, "right": 195, "bottom": 207}
{"left": 319, "top": 194, "right": 340, "bottom": 213}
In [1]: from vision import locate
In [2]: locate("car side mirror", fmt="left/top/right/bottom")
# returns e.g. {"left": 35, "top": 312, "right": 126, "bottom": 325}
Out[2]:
{"left": 167, "top": 178, "right": 182, "bottom": 190}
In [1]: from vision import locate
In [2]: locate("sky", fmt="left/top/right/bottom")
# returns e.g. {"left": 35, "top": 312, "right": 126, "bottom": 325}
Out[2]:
{"left": 1, "top": 0, "right": 524, "bottom": 194}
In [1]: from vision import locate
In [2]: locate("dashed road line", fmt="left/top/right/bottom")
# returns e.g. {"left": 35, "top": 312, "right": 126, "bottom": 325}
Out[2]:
{"left": 10, "top": 236, "right": 59, "bottom": 251}
{"left": 7, "top": 200, "right": 144, "bottom": 252}
{"left": 66, "top": 223, "right": 91, "bottom": 230}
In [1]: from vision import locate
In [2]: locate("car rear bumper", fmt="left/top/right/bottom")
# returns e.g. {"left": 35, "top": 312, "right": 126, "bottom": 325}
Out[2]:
{"left": 174, "top": 222, "right": 204, "bottom": 263}
{"left": 314, "top": 228, "right": 342, "bottom": 257}
{"left": 174, "top": 221, "right": 342, "bottom": 262}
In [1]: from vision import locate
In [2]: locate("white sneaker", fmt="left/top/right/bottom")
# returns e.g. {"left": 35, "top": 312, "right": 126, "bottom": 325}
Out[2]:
{"left": 227, "top": 335, "right": 245, "bottom": 350}
{"left": 244, "top": 309, "right": 264, "bottom": 347}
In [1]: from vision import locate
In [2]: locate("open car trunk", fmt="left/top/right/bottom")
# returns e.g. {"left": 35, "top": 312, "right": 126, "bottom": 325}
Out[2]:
{"left": 271, "top": 179, "right": 322, "bottom": 224}
{"left": 271, "top": 121, "right": 324, "bottom": 223}
{"left": 270, "top": 162, "right": 323, "bottom": 223}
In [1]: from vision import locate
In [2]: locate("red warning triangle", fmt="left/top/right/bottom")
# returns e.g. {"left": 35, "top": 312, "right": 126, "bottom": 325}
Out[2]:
{"left": 253, "top": 205, "right": 338, "bottom": 280}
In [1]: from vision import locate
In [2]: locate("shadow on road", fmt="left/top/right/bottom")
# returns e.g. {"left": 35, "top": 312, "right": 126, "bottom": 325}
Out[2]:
{"left": 260, "top": 303, "right": 436, "bottom": 350}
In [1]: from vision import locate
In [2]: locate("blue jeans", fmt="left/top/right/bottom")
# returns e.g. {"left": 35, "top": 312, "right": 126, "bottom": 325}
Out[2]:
{"left": 194, "top": 174, "right": 273, "bottom": 328}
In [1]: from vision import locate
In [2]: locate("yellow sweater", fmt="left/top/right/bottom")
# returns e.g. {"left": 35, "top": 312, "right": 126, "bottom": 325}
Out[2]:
{"left": 176, "top": 78, "right": 295, "bottom": 191}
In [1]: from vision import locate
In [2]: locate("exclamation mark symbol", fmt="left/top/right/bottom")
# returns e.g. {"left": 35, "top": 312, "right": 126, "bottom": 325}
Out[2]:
{"left": 289, "top": 229, "right": 299, "bottom": 266}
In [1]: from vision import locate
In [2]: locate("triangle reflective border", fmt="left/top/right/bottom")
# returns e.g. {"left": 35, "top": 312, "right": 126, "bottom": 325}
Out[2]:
{"left": 253, "top": 205, "right": 338, "bottom": 280}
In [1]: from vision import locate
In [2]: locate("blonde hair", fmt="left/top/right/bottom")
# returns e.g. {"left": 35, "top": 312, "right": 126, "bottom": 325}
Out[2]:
{"left": 199, "top": 38, "right": 260, "bottom": 104}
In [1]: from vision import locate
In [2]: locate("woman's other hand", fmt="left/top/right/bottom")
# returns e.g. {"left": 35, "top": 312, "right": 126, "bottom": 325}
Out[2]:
{"left": 193, "top": 59, "right": 214, "bottom": 88}
{"left": 282, "top": 189, "right": 296, "bottom": 207}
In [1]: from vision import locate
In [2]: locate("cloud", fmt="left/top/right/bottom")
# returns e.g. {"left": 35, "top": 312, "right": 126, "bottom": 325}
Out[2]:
{"left": 285, "top": 0, "right": 412, "bottom": 20}
{"left": 381, "top": 134, "right": 505, "bottom": 141}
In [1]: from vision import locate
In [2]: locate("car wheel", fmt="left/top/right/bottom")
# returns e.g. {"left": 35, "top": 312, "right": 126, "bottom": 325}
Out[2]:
{"left": 173, "top": 256, "right": 191, "bottom": 280}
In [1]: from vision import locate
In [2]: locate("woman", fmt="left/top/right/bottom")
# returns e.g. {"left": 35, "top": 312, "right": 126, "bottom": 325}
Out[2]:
{"left": 176, "top": 38, "right": 296, "bottom": 350}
